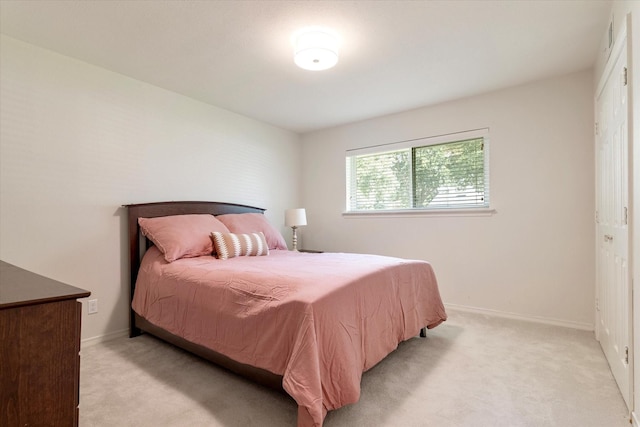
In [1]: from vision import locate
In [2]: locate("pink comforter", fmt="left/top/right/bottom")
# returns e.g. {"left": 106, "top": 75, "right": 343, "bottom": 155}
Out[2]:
{"left": 132, "top": 247, "right": 446, "bottom": 426}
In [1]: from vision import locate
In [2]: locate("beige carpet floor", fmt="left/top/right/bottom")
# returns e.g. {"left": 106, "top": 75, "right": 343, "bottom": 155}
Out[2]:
{"left": 79, "top": 310, "right": 629, "bottom": 426}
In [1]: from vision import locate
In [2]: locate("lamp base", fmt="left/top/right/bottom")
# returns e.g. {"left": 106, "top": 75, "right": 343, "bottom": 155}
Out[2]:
{"left": 291, "top": 226, "right": 299, "bottom": 251}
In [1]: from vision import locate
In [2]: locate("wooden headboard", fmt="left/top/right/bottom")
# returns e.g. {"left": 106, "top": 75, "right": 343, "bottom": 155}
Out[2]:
{"left": 124, "top": 201, "right": 265, "bottom": 336}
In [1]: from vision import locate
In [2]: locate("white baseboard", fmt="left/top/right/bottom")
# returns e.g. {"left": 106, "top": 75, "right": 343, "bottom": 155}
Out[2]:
{"left": 444, "top": 303, "right": 594, "bottom": 331}
{"left": 81, "top": 328, "right": 129, "bottom": 349}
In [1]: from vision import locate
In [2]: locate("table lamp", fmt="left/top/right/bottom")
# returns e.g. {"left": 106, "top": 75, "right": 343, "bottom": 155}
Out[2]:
{"left": 285, "top": 208, "right": 307, "bottom": 251}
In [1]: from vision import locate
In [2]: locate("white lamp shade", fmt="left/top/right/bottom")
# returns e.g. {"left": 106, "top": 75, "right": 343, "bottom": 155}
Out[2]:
{"left": 285, "top": 208, "right": 307, "bottom": 227}
{"left": 293, "top": 28, "right": 339, "bottom": 71}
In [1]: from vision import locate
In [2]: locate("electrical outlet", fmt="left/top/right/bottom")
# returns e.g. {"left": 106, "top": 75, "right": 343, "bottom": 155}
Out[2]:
{"left": 88, "top": 299, "right": 98, "bottom": 314}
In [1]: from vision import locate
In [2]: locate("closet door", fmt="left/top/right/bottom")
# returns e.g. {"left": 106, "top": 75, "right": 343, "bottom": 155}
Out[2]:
{"left": 595, "top": 30, "right": 630, "bottom": 409}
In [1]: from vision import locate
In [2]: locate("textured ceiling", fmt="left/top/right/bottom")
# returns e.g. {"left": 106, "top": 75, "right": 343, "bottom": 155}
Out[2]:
{"left": 0, "top": 0, "right": 611, "bottom": 133}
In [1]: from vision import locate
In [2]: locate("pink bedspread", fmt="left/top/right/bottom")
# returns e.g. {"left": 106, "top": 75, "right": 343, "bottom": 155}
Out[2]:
{"left": 132, "top": 247, "right": 446, "bottom": 426}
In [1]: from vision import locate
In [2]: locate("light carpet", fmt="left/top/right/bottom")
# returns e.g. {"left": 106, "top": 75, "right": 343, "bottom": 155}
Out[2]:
{"left": 79, "top": 310, "right": 629, "bottom": 426}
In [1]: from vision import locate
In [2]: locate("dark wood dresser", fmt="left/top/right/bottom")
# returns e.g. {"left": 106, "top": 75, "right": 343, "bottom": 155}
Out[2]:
{"left": 0, "top": 260, "right": 90, "bottom": 427}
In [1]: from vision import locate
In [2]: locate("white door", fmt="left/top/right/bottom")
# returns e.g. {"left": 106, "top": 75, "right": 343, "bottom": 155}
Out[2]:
{"left": 595, "top": 32, "right": 631, "bottom": 409}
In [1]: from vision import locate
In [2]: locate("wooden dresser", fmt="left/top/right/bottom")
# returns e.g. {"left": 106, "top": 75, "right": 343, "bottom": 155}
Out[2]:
{"left": 0, "top": 260, "right": 90, "bottom": 427}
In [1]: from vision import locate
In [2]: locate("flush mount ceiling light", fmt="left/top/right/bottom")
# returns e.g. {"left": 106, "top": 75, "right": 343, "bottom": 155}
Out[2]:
{"left": 292, "top": 26, "right": 339, "bottom": 71}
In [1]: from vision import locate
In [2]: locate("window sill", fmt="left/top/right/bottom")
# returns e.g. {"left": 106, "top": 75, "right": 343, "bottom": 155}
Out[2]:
{"left": 342, "top": 207, "right": 497, "bottom": 218}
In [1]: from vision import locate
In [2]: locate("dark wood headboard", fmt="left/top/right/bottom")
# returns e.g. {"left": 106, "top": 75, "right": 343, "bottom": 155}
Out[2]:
{"left": 124, "top": 201, "right": 265, "bottom": 336}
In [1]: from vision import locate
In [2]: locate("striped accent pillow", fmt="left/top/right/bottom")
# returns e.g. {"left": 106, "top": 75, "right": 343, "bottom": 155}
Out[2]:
{"left": 210, "top": 231, "right": 270, "bottom": 260}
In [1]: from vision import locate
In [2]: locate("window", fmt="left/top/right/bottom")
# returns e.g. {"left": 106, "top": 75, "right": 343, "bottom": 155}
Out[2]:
{"left": 346, "top": 129, "right": 490, "bottom": 213}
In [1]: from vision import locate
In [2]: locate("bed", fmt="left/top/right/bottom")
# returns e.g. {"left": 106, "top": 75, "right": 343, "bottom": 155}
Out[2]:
{"left": 126, "top": 201, "right": 447, "bottom": 427}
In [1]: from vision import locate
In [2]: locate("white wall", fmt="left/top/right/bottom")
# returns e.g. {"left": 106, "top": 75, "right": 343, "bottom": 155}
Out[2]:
{"left": 301, "top": 70, "right": 595, "bottom": 329}
{"left": 0, "top": 35, "right": 301, "bottom": 343}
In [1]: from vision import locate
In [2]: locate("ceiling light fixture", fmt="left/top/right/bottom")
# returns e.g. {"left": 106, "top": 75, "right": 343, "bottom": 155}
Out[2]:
{"left": 293, "top": 26, "right": 339, "bottom": 71}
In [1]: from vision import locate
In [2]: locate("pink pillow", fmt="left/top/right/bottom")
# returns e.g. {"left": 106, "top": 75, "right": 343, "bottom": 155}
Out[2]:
{"left": 216, "top": 213, "right": 288, "bottom": 250}
{"left": 138, "top": 214, "right": 230, "bottom": 262}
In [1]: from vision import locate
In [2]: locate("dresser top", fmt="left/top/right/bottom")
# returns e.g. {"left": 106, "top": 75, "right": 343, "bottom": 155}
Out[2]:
{"left": 0, "top": 260, "right": 90, "bottom": 309}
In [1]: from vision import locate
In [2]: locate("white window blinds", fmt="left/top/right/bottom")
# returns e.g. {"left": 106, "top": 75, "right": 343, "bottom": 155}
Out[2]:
{"left": 346, "top": 129, "right": 490, "bottom": 212}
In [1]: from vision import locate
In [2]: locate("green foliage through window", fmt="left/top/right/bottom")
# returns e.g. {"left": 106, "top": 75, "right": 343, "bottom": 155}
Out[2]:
{"left": 347, "top": 135, "right": 489, "bottom": 211}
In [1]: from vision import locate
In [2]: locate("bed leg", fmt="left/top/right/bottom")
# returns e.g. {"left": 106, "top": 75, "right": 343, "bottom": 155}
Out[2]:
{"left": 130, "top": 309, "right": 142, "bottom": 338}
{"left": 420, "top": 327, "right": 427, "bottom": 338}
